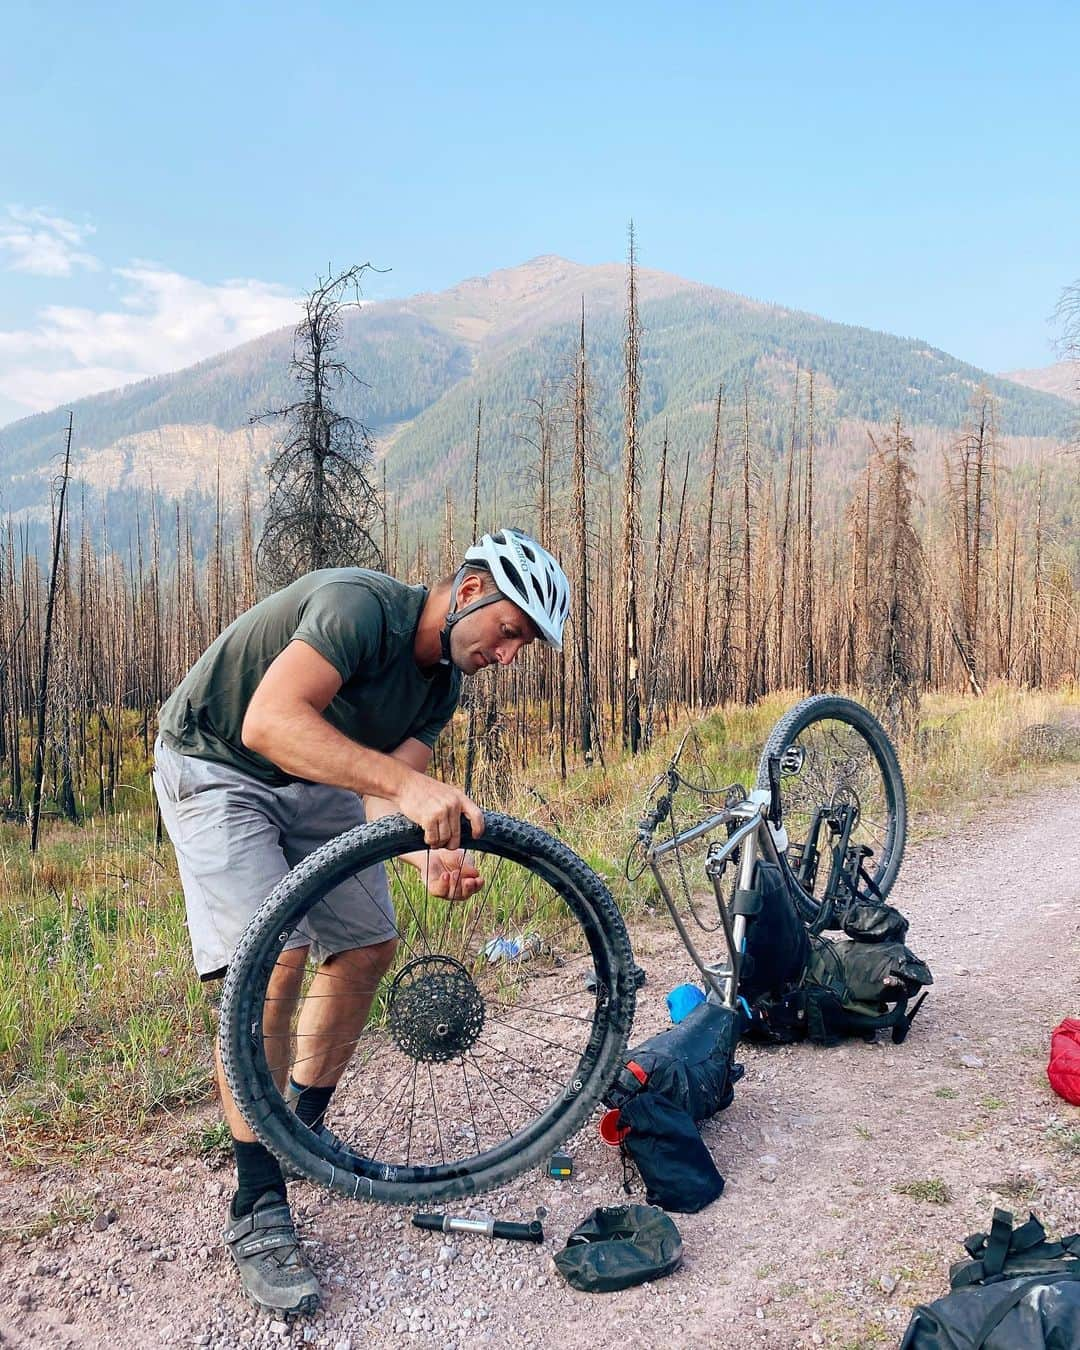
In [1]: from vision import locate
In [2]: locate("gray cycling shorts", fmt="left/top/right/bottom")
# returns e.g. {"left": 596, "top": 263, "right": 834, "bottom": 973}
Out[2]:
{"left": 153, "top": 737, "right": 397, "bottom": 980}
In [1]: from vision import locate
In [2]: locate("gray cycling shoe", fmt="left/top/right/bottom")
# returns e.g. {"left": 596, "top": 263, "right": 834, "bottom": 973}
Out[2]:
{"left": 223, "top": 1191, "right": 320, "bottom": 1316}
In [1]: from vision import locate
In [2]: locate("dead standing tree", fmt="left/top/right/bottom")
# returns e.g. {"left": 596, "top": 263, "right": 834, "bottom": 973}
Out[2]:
{"left": 256, "top": 265, "right": 383, "bottom": 588}
{"left": 30, "top": 413, "right": 74, "bottom": 850}
{"left": 621, "top": 224, "right": 643, "bottom": 753}
{"left": 864, "top": 417, "right": 924, "bottom": 733}
{"left": 1053, "top": 278, "right": 1080, "bottom": 441}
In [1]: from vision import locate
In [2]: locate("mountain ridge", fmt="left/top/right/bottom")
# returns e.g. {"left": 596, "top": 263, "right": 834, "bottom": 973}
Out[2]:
{"left": 0, "top": 256, "right": 1072, "bottom": 528}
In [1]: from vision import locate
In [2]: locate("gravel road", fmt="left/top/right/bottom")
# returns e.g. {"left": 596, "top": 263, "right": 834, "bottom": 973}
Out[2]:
{"left": 3, "top": 781, "right": 1078, "bottom": 1349}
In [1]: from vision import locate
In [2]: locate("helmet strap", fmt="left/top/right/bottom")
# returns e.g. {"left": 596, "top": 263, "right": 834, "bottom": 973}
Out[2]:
{"left": 438, "top": 570, "right": 505, "bottom": 667}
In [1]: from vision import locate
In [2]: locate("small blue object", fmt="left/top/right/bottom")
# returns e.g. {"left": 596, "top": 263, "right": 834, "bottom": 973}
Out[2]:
{"left": 666, "top": 983, "right": 707, "bottom": 1023}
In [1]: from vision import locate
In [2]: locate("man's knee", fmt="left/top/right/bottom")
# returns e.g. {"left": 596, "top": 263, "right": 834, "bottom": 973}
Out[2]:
{"left": 324, "top": 937, "right": 398, "bottom": 983}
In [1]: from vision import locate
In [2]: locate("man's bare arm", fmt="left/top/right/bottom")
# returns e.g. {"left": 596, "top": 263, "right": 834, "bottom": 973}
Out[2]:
{"left": 241, "top": 639, "right": 483, "bottom": 849}
{"left": 364, "top": 737, "right": 433, "bottom": 821}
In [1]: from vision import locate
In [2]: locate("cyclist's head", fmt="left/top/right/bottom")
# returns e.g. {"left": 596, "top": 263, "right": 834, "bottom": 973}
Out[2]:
{"left": 439, "top": 528, "right": 570, "bottom": 663}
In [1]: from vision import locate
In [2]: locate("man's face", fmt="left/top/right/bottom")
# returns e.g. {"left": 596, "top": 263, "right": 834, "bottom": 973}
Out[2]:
{"left": 450, "top": 586, "right": 539, "bottom": 675}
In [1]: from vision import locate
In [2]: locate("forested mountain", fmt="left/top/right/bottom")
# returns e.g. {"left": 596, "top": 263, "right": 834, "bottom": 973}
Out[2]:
{"left": 0, "top": 255, "right": 1072, "bottom": 536}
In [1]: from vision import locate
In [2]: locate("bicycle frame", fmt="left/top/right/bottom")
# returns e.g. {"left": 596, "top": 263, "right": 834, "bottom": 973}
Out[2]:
{"left": 642, "top": 789, "right": 789, "bottom": 1010}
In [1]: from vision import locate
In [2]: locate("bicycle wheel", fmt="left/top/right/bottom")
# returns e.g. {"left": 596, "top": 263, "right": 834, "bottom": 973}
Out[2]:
{"left": 219, "top": 811, "right": 636, "bottom": 1206}
{"left": 755, "top": 695, "right": 906, "bottom": 928}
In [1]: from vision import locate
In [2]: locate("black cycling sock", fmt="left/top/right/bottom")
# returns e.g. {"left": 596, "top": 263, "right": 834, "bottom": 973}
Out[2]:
{"left": 289, "top": 1078, "right": 335, "bottom": 1133}
{"left": 232, "top": 1138, "right": 285, "bottom": 1216}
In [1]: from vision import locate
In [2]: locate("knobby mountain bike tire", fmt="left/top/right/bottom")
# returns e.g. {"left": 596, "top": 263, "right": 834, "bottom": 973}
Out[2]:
{"left": 755, "top": 695, "right": 907, "bottom": 930}
{"left": 219, "top": 812, "right": 636, "bottom": 1206}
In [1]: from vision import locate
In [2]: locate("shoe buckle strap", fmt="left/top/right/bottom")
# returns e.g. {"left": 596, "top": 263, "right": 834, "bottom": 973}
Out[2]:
{"left": 231, "top": 1230, "right": 301, "bottom": 1258}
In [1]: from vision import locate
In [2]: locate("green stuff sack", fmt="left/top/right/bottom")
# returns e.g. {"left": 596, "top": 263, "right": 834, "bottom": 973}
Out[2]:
{"left": 802, "top": 935, "right": 932, "bottom": 1045}
{"left": 749, "top": 934, "right": 932, "bottom": 1046}
{"left": 841, "top": 897, "right": 910, "bottom": 943}
{"left": 553, "top": 1205, "right": 683, "bottom": 1292}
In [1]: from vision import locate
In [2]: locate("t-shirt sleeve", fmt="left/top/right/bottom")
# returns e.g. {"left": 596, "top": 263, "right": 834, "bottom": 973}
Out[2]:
{"left": 290, "top": 581, "right": 386, "bottom": 683}
{"left": 409, "top": 674, "right": 461, "bottom": 748}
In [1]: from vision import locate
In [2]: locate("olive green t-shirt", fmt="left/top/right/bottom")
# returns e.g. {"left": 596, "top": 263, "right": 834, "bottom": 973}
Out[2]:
{"left": 158, "top": 569, "right": 460, "bottom": 785}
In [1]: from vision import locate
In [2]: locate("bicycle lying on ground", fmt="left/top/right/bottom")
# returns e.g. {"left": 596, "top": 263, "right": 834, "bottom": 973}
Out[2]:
{"left": 219, "top": 694, "right": 907, "bottom": 1207}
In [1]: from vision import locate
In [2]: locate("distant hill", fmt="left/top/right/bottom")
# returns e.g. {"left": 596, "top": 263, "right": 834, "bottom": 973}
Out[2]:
{"left": 1000, "top": 360, "right": 1079, "bottom": 404}
{"left": 1, "top": 256, "right": 1073, "bottom": 534}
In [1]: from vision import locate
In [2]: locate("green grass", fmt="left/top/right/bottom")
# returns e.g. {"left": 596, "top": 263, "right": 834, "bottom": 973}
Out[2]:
{"left": 1046, "top": 1123, "right": 1080, "bottom": 1160}
{"left": 934, "top": 1086, "right": 961, "bottom": 1099}
{"left": 0, "top": 777, "right": 215, "bottom": 1165}
{"left": 894, "top": 1178, "right": 953, "bottom": 1205}
{"left": 0, "top": 1186, "right": 96, "bottom": 1243}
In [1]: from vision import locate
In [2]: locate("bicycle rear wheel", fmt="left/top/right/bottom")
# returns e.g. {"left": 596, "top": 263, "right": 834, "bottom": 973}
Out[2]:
{"left": 755, "top": 695, "right": 906, "bottom": 929}
{"left": 219, "top": 812, "right": 635, "bottom": 1206}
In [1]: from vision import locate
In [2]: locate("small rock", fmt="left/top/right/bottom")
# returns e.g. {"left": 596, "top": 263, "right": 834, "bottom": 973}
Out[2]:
{"left": 334, "top": 1341, "right": 353, "bottom": 1350}
{"left": 758, "top": 1154, "right": 780, "bottom": 1166}
{"left": 269, "top": 1319, "right": 289, "bottom": 1337}
{"left": 760, "top": 1170, "right": 778, "bottom": 1183}
{"left": 954, "top": 967, "right": 970, "bottom": 976}
{"left": 880, "top": 1273, "right": 900, "bottom": 1295}
{"left": 961, "top": 1055, "right": 985, "bottom": 1069}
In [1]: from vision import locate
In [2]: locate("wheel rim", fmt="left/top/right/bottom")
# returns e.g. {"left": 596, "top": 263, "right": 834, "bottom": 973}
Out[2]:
{"left": 245, "top": 834, "right": 622, "bottom": 1188}
{"left": 775, "top": 714, "right": 898, "bottom": 908}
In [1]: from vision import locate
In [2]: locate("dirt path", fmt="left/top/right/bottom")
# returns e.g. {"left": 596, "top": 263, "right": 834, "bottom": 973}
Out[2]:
{"left": 3, "top": 783, "right": 1079, "bottom": 1350}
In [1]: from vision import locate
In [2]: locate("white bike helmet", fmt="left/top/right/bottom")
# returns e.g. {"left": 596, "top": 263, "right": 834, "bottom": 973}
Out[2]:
{"left": 440, "top": 528, "right": 570, "bottom": 662}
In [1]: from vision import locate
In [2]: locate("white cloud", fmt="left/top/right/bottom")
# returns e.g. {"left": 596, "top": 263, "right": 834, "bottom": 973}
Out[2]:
{"left": 0, "top": 264, "right": 301, "bottom": 421}
{"left": 0, "top": 206, "right": 99, "bottom": 276}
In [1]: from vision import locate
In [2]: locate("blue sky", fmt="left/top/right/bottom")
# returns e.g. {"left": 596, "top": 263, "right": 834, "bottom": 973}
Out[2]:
{"left": 1, "top": 0, "right": 1077, "bottom": 426}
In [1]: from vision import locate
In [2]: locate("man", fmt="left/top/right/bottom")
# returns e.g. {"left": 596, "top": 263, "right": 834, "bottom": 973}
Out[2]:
{"left": 153, "top": 528, "right": 570, "bottom": 1316}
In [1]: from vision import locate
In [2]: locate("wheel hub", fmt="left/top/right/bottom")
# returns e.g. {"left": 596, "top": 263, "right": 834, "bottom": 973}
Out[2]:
{"left": 387, "top": 956, "right": 485, "bottom": 1062}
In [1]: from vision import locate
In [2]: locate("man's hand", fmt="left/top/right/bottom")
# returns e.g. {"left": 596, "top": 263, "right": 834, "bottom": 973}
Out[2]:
{"left": 402, "top": 847, "right": 484, "bottom": 900}
{"left": 396, "top": 772, "right": 485, "bottom": 852}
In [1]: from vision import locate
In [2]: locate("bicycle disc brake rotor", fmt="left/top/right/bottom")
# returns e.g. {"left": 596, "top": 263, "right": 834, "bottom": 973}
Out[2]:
{"left": 387, "top": 955, "right": 486, "bottom": 1062}
{"left": 828, "top": 781, "right": 861, "bottom": 829}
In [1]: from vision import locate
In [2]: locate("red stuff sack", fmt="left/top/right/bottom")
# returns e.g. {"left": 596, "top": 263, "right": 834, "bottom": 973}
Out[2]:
{"left": 1047, "top": 1018, "right": 1080, "bottom": 1106}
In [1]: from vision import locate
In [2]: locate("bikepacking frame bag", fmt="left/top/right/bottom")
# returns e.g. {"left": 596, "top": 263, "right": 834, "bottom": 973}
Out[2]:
{"left": 604, "top": 1001, "right": 747, "bottom": 1212}
{"left": 738, "top": 859, "right": 811, "bottom": 1002}
{"left": 750, "top": 933, "right": 932, "bottom": 1046}
{"left": 900, "top": 1208, "right": 1080, "bottom": 1349}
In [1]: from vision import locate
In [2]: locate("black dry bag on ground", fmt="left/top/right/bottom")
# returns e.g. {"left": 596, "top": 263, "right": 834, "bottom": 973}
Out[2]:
{"left": 900, "top": 1208, "right": 1080, "bottom": 1349}
{"left": 605, "top": 1000, "right": 747, "bottom": 1121}
{"left": 604, "top": 1001, "right": 745, "bottom": 1213}
{"left": 617, "top": 1091, "right": 724, "bottom": 1212}
{"left": 553, "top": 1205, "right": 683, "bottom": 1292}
